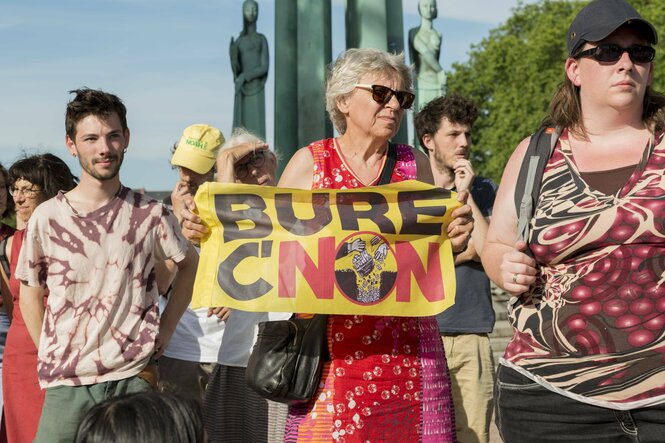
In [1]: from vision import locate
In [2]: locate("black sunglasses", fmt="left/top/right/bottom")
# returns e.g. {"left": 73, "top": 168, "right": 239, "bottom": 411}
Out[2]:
{"left": 574, "top": 44, "right": 655, "bottom": 64}
{"left": 355, "top": 84, "right": 415, "bottom": 110}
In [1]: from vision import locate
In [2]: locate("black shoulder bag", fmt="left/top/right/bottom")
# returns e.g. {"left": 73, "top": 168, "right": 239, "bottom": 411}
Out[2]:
{"left": 244, "top": 142, "right": 397, "bottom": 405}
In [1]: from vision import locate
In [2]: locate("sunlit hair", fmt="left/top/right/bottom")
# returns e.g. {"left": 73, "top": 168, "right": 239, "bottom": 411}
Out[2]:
{"left": 222, "top": 127, "right": 264, "bottom": 150}
{"left": 0, "top": 163, "right": 14, "bottom": 219}
{"left": 65, "top": 88, "right": 128, "bottom": 141}
{"left": 414, "top": 94, "right": 478, "bottom": 150}
{"left": 9, "top": 153, "right": 78, "bottom": 200}
{"left": 326, "top": 48, "right": 413, "bottom": 134}
{"left": 222, "top": 127, "right": 280, "bottom": 162}
{"left": 74, "top": 391, "right": 204, "bottom": 443}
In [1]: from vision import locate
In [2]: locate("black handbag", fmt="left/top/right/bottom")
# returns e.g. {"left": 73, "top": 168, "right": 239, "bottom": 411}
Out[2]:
{"left": 245, "top": 314, "right": 329, "bottom": 404}
{"left": 244, "top": 142, "right": 397, "bottom": 404}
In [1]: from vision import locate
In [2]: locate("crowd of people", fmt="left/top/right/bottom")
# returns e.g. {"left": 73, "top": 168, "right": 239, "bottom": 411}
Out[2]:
{"left": 0, "top": 0, "right": 662, "bottom": 442}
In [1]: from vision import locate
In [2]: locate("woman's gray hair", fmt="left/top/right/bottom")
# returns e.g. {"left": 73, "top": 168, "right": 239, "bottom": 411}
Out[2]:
{"left": 221, "top": 127, "right": 280, "bottom": 162}
{"left": 222, "top": 127, "right": 263, "bottom": 150}
{"left": 326, "top": 48, "right": 413, "bottom": 134}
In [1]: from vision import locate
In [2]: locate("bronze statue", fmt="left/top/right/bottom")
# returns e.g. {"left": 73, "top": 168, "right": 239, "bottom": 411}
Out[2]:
{"left": 408, "top": 0, "right": 445, "bottom": 112}
{"left": 230, "top": 0, "right": 269, "bottom": 139}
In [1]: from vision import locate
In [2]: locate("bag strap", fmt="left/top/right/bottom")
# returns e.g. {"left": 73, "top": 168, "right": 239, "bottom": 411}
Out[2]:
{"left": 0, "top": 236, "right": 10, "bottom": 278}
{"left": 377, "top": 142, "right": 397, "bottom": 185}
{"left": 514, "top": 126, "right": 561, "bottom": 243}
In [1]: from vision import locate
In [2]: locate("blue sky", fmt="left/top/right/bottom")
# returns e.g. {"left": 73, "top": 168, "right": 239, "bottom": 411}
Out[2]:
{"left": 0, "top": 0, "right": 536, "bottom": 191}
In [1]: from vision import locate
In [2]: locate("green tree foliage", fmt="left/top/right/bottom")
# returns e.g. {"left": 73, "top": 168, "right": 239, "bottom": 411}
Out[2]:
{"left": 446, "top": 0, "right": 665, "bottom": 183}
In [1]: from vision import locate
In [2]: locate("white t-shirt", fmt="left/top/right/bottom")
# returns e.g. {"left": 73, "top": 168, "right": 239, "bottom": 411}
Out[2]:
{"left": 161, "top": 303, "right": 225, "bottom": 363}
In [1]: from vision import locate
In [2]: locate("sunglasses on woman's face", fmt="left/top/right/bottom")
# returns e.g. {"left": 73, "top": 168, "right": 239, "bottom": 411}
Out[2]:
{"left": 354, "top": 84, "right": 415, "bottom": 110}
{"left": 574, "top": 44, "right": 655, "bottom": 64}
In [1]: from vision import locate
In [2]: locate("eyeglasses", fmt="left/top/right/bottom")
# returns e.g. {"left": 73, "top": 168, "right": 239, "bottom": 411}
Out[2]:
{"left": 10, "top": 186, "right": 41, "bottom": 198}
{"left": 234, "top": 150, "right": 266, "bottom": 179}
{"left": 354, "top": 84, "right": 415, "bottom": 110}
{"left": 574, "top": 44, "right": 655, "bottom": 64}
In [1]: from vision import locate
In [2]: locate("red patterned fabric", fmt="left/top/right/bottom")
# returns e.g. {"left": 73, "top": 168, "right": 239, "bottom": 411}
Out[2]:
{"left": 505, "top": 130, "right": 665, "bottom": 408}
{"left": 284, "top": 139, "right": 456, "bottom": 442}
{"left": 3, "top": 229, "right": 45, "bottom": 443}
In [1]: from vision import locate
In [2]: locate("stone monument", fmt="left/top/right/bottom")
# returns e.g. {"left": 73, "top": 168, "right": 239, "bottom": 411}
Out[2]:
{"left": 408, "top": 0, "right": 446, "bottom": 114}
{"left": 230, "top": 0, "right": 269, "bottom": 139}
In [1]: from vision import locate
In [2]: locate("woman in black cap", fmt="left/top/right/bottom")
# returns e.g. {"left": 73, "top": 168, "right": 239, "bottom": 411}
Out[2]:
{"left": 483, "top": 0, "right": 665, "bottom": 441}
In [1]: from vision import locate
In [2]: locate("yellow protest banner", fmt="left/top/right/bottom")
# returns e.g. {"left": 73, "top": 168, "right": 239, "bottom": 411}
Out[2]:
{"left": 192, "top": 180, "right": 460, "bottom": 316}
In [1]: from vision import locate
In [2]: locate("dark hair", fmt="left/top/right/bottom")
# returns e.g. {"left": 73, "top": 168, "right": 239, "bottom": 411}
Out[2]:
{"left": 74, "top": 391, "right": 204, "bottom": 443}
{"left": 9, "top": 153, "right": 78, "bottom": 200}
{"left": 546, "top": 74, "right": 665, "bottom": 135}
{"left": 0, "top": 163, "right": 14, "bottom": 219}
{"left": 65, "top": 88, "right": 128, "bottom": 141}
{"left": 414, "top": 93, "right": 478, "bottom": 149}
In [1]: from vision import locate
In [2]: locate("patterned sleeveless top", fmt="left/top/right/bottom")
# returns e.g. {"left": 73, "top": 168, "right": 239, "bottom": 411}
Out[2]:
{"left": 283, "top": 139, "right": 456, "bottom": 442}
{"left": 504, "top": 129, "right": 665, "bottom": 409}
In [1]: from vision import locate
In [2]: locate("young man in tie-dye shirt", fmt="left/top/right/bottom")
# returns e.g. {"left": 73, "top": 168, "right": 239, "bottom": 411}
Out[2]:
{"left": 16, "top": 88, "right": 198, "bottom": 443}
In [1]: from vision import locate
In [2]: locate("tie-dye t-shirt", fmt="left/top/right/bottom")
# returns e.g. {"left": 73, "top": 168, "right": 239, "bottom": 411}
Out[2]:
{"left": 15, "top": 186, "right": 189, "bottom": 388}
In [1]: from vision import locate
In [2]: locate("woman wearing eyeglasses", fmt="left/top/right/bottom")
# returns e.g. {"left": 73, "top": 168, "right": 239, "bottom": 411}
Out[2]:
{"left": 482, "top": 1, "right": 665, "bottom": 441}
{"left": 173, "top": 128, "right": 289, "bottom": 442}
{"left": 277, "top": 48, "right": 472, "bottom": 442}
{"left": 3, "top": 154, "right": 77, "bottom": 443}
{"left": 204, "top": 130, "right": 289, "bottom": 443}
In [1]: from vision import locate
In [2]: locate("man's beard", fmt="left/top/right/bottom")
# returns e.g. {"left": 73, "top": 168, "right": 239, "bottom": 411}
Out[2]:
{"left": 433, "top": 148, "right": 452, "bottom": 175}
{"left": 80, "top": 152, "right": 124, "bottom": 181}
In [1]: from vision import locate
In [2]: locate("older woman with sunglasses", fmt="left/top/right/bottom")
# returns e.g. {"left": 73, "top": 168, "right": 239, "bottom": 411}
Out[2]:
{"left": 3, "top": 154, "right": 77, "bottom": 443}
{"left": 277, "top": 48, "right": 472, "bottom": 442}
{"left": 482, "top": 1, "right": 665, "bottom": 441}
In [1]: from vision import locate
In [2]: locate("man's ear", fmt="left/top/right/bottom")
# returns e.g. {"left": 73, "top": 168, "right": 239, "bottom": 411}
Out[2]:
{"left": 421, "top": 133, "right": 435, "bottom": 152}
{"left": 65, "top": 135, "right": 77, "bottom": 157}
{"left": 124, "top": 128, "right": 131, "bottom": 150}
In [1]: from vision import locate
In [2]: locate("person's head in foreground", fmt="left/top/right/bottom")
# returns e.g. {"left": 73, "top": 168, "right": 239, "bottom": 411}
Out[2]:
{"left": 74, "top": 391, "right": 204, "bottom": 443}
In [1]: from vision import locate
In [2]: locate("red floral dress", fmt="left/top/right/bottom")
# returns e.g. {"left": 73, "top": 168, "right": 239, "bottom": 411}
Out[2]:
{"left": 284, "top": 139, "right": 456, "bottom": 443}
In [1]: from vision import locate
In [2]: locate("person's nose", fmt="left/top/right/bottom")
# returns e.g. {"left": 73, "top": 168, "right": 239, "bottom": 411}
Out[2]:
{"left": 97, "top": 137, "right": 113, "bottom": 156}
{"left": 458, "top": 134, "right": 470, "bottom": 149}
{"left": 617, "top": 50, "right": 635, "bottom": 71}
{"left": 386, "top": 93, "right": 402, "bottom": 110}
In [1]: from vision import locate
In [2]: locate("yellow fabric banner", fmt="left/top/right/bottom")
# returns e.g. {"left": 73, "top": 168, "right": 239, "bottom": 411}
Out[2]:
{"left": 192, "top": 180, "right": 459, "bottom": 316}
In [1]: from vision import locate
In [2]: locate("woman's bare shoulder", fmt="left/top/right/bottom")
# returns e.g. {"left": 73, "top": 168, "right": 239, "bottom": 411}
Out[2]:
{"left": 277, "top": 146, "right": 315, "bottom": 189}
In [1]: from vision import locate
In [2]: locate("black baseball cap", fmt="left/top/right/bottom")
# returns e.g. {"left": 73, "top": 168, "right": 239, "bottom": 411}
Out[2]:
{"left": 567, "top": 0, "right": 658, "bottom": 56}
